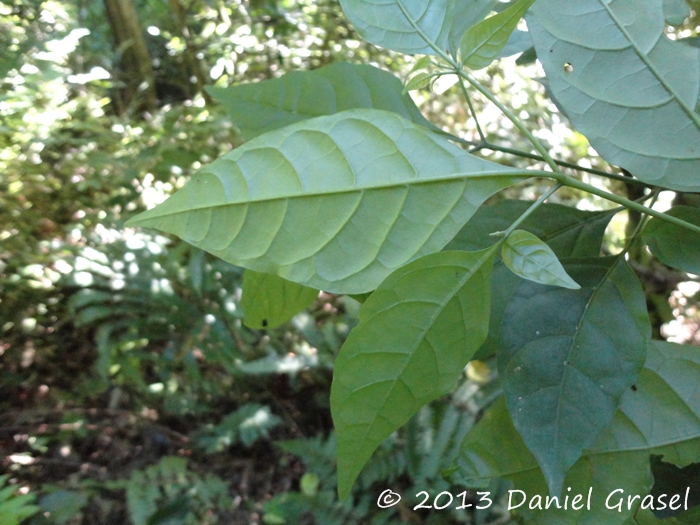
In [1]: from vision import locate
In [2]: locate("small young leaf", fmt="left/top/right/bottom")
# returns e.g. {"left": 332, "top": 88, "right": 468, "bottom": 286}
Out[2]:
{"left": 241, "top": 270, "right": 318, "bottom": 330}
{"left": 502, "top": 229, "right": 580, "bottom": 289}
{"left": 331, "top": 247, "right": 497, "bottom": 500}
{"left": 409, "top": 55, "right": 433, "bottom": 73}
{"left": 642, "top": 206, "right": 700, "bottom": 275}
{"left": 460, "top": 0, "right": 536, "bottom": 70}
{"left": 498, "top": 257, "right": 650, "bottom": 497}
{"left": 402, "top": 72, "right": 432, "bottom": 94}
{"left": 446, "top": 200, "right": 615, "bottom": 360}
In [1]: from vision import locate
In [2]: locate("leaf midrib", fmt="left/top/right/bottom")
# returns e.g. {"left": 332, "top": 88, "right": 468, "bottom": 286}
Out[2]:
{"left": 129, "top": 169, "right": 525, "bottom": 223}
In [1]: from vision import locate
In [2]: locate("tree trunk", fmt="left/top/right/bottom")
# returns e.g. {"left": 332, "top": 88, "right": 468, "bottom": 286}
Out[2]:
{"left": 103, "top": 0, "right": 156, "bottom": 114}
{"left": 167, "top": 0, "right": 211, "bottom": 103}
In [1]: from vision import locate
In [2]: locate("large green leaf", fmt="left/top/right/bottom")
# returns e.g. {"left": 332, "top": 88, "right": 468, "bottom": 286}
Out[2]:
{"left": 331, "top": 247, "right": 496, "bottom": 499}
{"left": 498, "top": 257, "right": 651, "bottom": 496}
{"left": 127, "top": 109, "right": 522, "bottom": 294}
{"left": 445, "top": 200, "right": 615, "bottom": 359}
{"left": 241, "top": 270, "right": 318, "bottom": 329}
{"left": 454, "top": 340, "right": 700, "bottom": 525}
{"left": 642, "top": 206, "right": 700, "bottom": 275}
{"left": 339, "top": 0, "right": 495, "bottom": 57}
{"left": 501, "top": 229, "right": 580, "bottom": 289}
{"left": 460, "top": 0, "right": 535, "bottom": 70}
{"left": 206, "top": 62, "right": 439, "bottom": 140}
{"left": 528, "top": 0, "right": 700, "bottom": 192}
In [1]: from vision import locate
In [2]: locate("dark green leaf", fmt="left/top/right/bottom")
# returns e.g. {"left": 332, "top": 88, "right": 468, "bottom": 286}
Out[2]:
{"left": 146, "top": 498, "right": 189, "bottom": 525}
{"left": 241, "top": 270, "right": 318, "bottom": 329}
{"left": 643, "top": 206, "right": 700, "bottom": 275}
{"left": 498, "top": 29, "right": 533, "bottom": 60}
{"left": 498, "top": 257, "right": 650, "bottom": 496}
{"left": 650, "top": 458, "right": 700, "bottom": 520}
{"left": 446, "top": 200, "right": 614, "bottom": 360}
{"left": 455, "top": 340, "right": 700, "bottom": 525}
{"left": 39, "top": 491, "right": 88, "bottom": 524}
{"left": 127, "top": 109, "right": 522, "bottom": 294}
{"left": 446, "top": 199, "right": 614, "bottom": 257}
{"left": 331, "top": 247, "right": 496, "bottom": 499}
{"left": 207, "top": 62, "right": 439, "bottom": 140}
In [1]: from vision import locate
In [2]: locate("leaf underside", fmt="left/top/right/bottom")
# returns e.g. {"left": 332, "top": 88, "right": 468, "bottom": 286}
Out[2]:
{"left": 528, "top": 0, "right": 700, "bottom": 192}
{"left": 127, "top": 109, "right": 522, "bottom": 294}
{"left": 340, "top": 0, "right": 495, "bottom": 57}
{"left": 241, "top": 270, "right": 318, "bottom": 329}
{"left": 642, "top": 206, "right": 700, "bottom": 275}
{"left": 206, "top": 62, "right": 441, "bottom": 140}
{"left": 331, "top": 248, "right": 496, "bottom": 500}
{"left": 498, "top": 257, "right": 650, "bottom": 496}
{"left": 455, "top": 340, "right": 700, "bottom": 525}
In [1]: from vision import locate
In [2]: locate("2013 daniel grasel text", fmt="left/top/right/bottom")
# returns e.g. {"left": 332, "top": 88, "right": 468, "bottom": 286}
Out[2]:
{"left": 507, "top": 487, "right": 691, "bottom": 513}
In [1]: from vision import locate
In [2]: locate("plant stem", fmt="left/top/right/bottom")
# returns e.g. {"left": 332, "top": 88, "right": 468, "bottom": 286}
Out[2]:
{"left": 619, "top": 189, "right": 660, "bottom": 259}
{"left": 395, "top": 4, "right": 561, "bottom": 174}
{"left": 482, "top": 142, "right": 651, "bottom": 187}
{"left": 458, "top": 76, "right": 486, "bottom": 142}
{"left": 502, "top": 182, "right": 564, "bottom": 238}
{"left": 542, "top": 172, "right": 700, "bottom": 236}
{"left": 395, "top": 4, "right": 695, "bottom": 236}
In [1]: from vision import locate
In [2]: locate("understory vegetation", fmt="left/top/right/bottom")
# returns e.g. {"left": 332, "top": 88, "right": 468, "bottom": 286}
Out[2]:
{"left": 2, "top": 1, "right": 700, "bottom": 524}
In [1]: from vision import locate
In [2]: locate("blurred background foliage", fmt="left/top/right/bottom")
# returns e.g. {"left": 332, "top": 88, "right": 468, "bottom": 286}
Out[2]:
{"left": 1, "top": 0, "right": 699, "bottom": 523}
